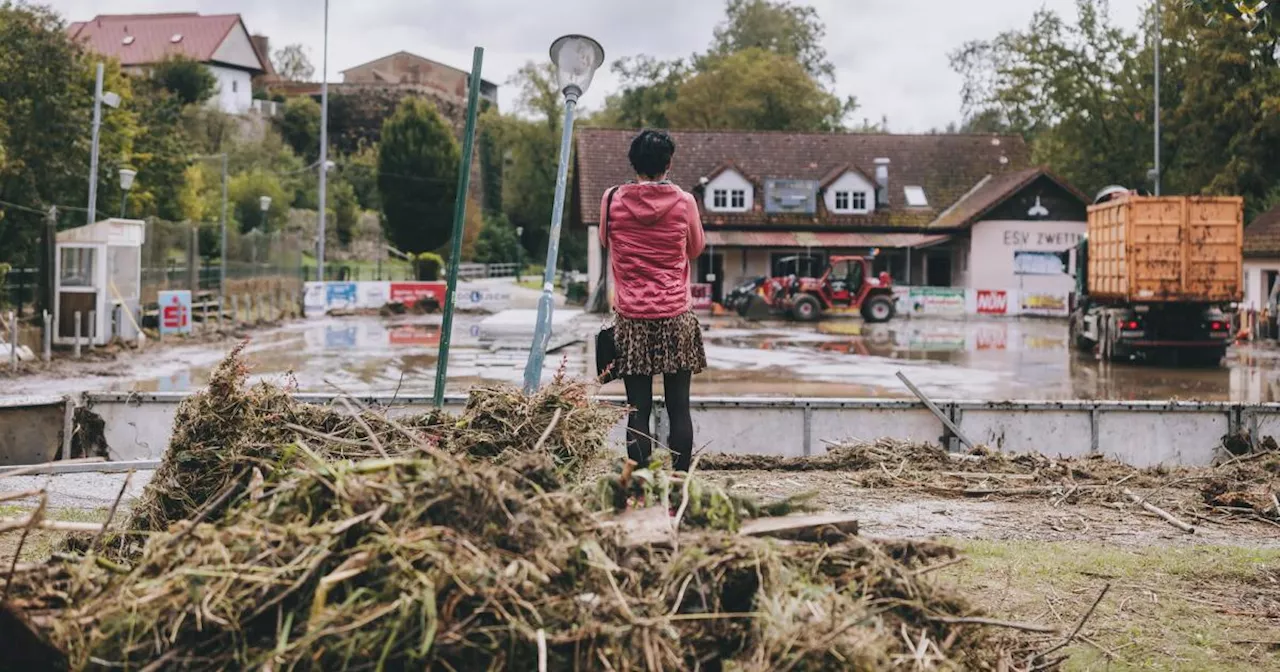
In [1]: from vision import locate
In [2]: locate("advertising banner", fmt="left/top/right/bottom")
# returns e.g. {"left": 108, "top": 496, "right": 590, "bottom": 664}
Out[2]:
{"left": 325, "top": 282, "right": 358, "bottom": 311}
{"left": 975, "top": 290, "right": 1008, "bottom": 315}
{"left": 1020, "top": 291, "right": 1070, "bottom": 317}
{"left": 303, "top": 282, "right": 326, "bottom": 317}
{"left": 907, "top": 287, "right": 965, "bottom": 316}
{"left": 157, "top": 290, "right": 192, "bottom": 335}
{"left": 456, "top": 282, "right": 513, "bottom": 312}
{"left": 389, "top": 281, "right": 447, "bottom": 308}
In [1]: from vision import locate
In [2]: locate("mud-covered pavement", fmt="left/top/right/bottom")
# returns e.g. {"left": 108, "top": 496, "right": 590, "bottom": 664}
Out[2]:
{"left": 10, "top": 312, "right": 1280, "bottom": 401}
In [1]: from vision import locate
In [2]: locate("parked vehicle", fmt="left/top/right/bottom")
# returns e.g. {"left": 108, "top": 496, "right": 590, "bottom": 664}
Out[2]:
{"left": 753, "top": 255, "right": 896, "bottom": 323}
{"left": 1068, "top": 192, "right": 1242, "bottom": 366}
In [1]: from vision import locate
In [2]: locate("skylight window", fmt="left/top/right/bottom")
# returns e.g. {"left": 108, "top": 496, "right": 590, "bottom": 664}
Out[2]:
{"left": 904, "top": 186, "right": 928, "bottom": 207}
{"left": 170, "top": 33, "right": 184, "bottom": 43}
{"left": 122, "top": 35, "right": 135, "bottom": 45}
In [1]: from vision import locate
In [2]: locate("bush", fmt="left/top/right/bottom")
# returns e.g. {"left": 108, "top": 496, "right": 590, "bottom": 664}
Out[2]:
{"left": 0, "top": 262, "right": 9, "bottom": 310}
{"left": 416, "top": 252, "right": 444, "bottom": 281}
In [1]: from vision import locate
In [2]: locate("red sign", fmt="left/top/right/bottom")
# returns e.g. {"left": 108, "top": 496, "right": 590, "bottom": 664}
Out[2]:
{"left": 976, "top": 290, "right": 1008, "bottom": 315}
{"left": 691, "top": 283, "right": 713, "bottom": 310}
{"left": 162, "top": 295, "right": 189, "bottom": 330}
{"left": 389, "top": 282, "right": 446, "bottom": 306}
{"left": 974, "top": 327, "right": 1008, "bottom": 351}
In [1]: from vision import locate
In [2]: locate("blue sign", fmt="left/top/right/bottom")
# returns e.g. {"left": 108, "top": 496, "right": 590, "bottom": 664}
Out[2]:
{"left": 471, "top": 290, "right": 482, "bottom": 303}
{"left": 158, "top": 290, "right": 193, "bottom": 335}
{"left": 326, "top": 282, "right": 358, "bottom": 310}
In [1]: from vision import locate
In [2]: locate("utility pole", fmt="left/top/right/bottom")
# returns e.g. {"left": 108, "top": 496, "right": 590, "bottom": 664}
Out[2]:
{"left": 87, "top": 63, "right": 104, "bottom": 226}
{"left": 316, "top": 0, "right": 330, "bottom": 282}
{"left": 220, "top": 153, "right": 229, "bottom": 302}
{"left": 1153, "top": 0, "right": 1162, "bottom": 196}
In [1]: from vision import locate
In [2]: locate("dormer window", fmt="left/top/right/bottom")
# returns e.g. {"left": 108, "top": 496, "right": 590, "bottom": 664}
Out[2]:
{"left": 704, "top": 168, "right": 753, "bottom": 212}
{"left": 833, "top": 190, "right": 869, "bottom": 214}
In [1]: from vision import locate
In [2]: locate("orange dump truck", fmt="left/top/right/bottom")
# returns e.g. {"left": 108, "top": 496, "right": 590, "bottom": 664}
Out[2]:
{"left": 1069, "top": 195, "right": 1243, "bottom": 365}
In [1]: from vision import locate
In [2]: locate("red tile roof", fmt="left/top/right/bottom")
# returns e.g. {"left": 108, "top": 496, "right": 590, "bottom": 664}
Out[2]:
{"left": 67, "top": 13, "right": 264, "bottom": 72}
{"left": 1245, "top": 204, "right": 1280, "bottom": 257}
{"left": 929, "top": 167, "right": 1088, "bottom": 228}
{"left": 575, "top": 128, "right": 1032, "bottom": 229}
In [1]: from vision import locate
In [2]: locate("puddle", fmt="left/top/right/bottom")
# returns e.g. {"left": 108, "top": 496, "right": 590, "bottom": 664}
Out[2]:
{"left": 11, "top": 313, "right": 1280, "bottom": 402}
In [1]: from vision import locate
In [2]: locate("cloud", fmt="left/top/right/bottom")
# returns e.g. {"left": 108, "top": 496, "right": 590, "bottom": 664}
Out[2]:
{"left": 46, "top": 0, "right": 1145, "bottom": 131}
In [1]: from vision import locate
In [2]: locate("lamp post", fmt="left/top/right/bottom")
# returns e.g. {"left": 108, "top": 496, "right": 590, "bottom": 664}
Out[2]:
{"left": 87, "top": 62, "right": 122, "bottom": 226}
{"left": 258, "top": 195, "right": 272, "bottom": 231}
{"left": 316, "top": 0, "right": 331, "bottom": 282}
{"left": 522, "top": 35, "right": 604, "bottom": 393}
{"left": 252, "top": 195, "right": 272, "bottom": 267}
{"left": 118, "top": 168, "right": 136, "bottom": 218}
{"left": 515, "top": 225, "right": 524, "bottom": 283}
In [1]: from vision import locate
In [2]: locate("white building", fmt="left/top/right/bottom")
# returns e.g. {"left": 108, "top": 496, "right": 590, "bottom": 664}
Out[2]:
{"left": 68, "top": 13, "right": 269, "bottom": 115}
{"left": 1243, "top": 205, "right": 1280, "bottom": 311}
{"left": 575, "top": 129, "right": 1089, "bottom": 315}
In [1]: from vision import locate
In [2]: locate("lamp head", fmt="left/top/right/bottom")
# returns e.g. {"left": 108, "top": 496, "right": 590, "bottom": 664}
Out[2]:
{"left": 118, "top": 167, "right": 137, "bottom": 191}
{"left": 259, "top": 195, "right": 273, "bottom": 212}
{"left": 549, "top": 35, "right": 604, "bottom": 101}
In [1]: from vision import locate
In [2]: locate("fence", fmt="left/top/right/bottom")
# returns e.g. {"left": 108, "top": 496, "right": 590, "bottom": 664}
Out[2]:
{"left": 302, "top": 261, "right": 523, "bottom": 283}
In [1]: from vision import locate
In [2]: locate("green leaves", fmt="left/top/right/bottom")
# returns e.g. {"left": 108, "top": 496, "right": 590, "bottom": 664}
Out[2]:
{"left": 376, "top": 98, "right": 460, "bottom": 254}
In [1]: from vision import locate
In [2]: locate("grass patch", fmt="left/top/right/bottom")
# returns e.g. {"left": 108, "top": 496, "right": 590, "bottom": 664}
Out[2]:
{"left": 941, "top": 539, "right": 1280, "bottom": 671}
{"left": 0, "top": 504, "right": 112, "bottom": 565}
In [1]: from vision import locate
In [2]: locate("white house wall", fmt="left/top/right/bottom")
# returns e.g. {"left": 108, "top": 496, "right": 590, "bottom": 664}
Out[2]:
{"left": 1243, "top": 260, "right": 1280, "bottom": 310}
{"left": 211, "top": 23, "right": 265, "bottom": 71}
{"left": 967, "top": 219, "right": 1086, "bottom": 294}
{"left": 209, "top": 65, "right": 253, "bottom": 114}
{"left": 822, "top": 172, "right": 876, "bottom": 214}
{"left": 703, "top": 170, "right": 754, "bottom": 212}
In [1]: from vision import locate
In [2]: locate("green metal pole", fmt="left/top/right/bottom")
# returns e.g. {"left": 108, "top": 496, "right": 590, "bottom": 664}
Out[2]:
{"left": 433, "top": 46, "right": 485, "bottom": 408}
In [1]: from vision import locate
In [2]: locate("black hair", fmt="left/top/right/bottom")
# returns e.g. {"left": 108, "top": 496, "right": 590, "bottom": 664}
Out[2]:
{"left": 628, "top": 129, "right": 675, "bottom": 179}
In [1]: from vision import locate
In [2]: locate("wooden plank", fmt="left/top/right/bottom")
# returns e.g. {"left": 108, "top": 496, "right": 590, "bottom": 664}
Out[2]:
{"left": 740, "top": 513, "right": 860, "bottom": 542}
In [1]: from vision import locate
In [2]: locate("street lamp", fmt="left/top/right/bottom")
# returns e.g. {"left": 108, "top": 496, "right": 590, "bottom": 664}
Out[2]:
{"left": 515, "top": 225, "right": 524, "bottom": 283}
{"left": 522, "top": 35, "right": 604, "bottom": 393}
{"left": 118, "top": 168, "right": 136, "bottom": 218}
{"left": 191, "top": 154, "right": 229, "bottom": 308}
{"left": 87, "top": 62, "right": 123, "bottom": 226}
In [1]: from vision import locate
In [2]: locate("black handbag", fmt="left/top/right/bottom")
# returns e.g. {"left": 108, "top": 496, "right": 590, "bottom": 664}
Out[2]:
{"left": 595, "top": 186, "right": 620, "bottom": 383}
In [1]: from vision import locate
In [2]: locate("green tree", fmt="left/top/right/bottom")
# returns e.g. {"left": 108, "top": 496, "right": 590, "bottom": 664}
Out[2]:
{"left": 228, "top": 168, "right": 289, "bottom": 233}
{"left": 376, "top": 98, "right": 460, "bottom": 254}
{"left": 278, "top": 96, "right": 321, "bottom": 163}
{"left": 0, "top": 2, "right": 138, "bottom": 264}
{"left": 341, "top": 143, "right": 381, "bottom": 211}
{"left": 707, "top": 0, "right": 835, "bottom": 81}
{"left": 667, "top": 48, "right": 851, "bottom": 131}
{"left": 592, "top": 56, "right": 689, "bottom": 128}
{"left": 473, "top": 212, "right": 521, "bottom": 264}
{"left": 327, "top": 176, "right": 360, "bottom": 246}
{"left": 272, "top": 44, "right": 315, "bottom": 82}
{"left": 128, "top": 80, "right": 195, "bottom": 221}
{"left": 149, "top": 55, "right": 216, "bottom": 106}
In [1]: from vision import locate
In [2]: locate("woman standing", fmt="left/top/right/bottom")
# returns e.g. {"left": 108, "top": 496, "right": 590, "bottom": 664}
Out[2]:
{"left": 601, "top": 129, "right": 706, "bottom": 473}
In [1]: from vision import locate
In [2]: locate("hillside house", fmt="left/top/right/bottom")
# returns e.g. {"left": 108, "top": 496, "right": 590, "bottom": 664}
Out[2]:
{"left": 68, "top": 13, "right": 269, "bottom": 115}
{"left": 574, "top": 129, "right": 1089, "bottom": 308}
{"left": 1243, "top": 204, "right": 1280, "bottom": 311}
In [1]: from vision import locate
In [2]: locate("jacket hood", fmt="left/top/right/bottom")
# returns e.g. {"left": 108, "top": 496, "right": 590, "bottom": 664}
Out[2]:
{"left": 616, "top": 183, "right": 687, "bottom": 225}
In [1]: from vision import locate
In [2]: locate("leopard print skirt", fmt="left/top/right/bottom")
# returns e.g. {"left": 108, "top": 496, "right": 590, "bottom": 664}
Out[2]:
{"left": 612, "top": 311, "right": 707, "bottom": 377}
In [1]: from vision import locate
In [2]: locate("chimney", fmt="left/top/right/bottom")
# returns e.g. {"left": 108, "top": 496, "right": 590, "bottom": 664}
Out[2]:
{"left": 251, "top": 34, "right": 274, "bottom": 75}
{"left": 874, "top": 157, "right": 891, "bottom": 207}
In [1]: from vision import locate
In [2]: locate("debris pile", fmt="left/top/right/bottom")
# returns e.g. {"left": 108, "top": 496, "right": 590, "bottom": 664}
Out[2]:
{"left": 701, "top": 438, "right": 1280, "bottom": 528}
{"left": 0, "top": 349, "right": 1052, "bottom": 671}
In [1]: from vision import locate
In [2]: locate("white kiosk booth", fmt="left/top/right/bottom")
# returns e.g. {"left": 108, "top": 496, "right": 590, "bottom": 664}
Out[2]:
{"left": 55, "top": 218, "right": 145, "bottom": 346}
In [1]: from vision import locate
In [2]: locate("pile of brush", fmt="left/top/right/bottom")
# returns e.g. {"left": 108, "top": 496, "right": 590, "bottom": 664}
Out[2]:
{"left": 1, "top": 348, "right": 1050, "bottom": 671}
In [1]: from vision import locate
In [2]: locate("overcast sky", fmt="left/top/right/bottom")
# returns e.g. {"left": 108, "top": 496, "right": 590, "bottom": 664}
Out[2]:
{"left": 46, "top": 0, "right": 1146, "bottom": 131}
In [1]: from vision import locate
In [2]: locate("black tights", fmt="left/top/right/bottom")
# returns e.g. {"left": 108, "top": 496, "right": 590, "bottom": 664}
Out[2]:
{"left": 623, "top": 371, "right": 693, "bottom": 472}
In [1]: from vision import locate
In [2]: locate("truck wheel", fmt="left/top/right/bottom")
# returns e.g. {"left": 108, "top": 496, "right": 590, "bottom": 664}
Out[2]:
{"left": 792, "top": 295, "right": 821, "bottom": 322}
{"left": 862, "top": 296, "right": 895, "bottom": 323}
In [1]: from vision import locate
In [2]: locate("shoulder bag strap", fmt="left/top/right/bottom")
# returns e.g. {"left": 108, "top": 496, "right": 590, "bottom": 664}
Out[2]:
{"left": 599, "top": 186, "right": 620, "bottom": 284}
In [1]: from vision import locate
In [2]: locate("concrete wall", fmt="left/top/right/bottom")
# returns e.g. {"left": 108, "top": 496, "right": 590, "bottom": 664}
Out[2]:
{"left": 67, "top": 393, "right": 1280, "bottom": 468}
{"left": 967, "top": 219, "right": 1085, "bottom": 294}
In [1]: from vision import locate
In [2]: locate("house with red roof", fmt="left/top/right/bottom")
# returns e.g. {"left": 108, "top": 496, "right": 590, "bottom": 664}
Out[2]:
{"left": 68, "top": 13, "right": 270, "bottom": 115}
{"left": 574, "top": 128, "right": 1090, "bottom": 311}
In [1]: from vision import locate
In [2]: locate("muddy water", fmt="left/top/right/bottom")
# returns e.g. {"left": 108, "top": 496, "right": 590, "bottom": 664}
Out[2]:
{"left": 10, "top": 313, "right": 1280, "bottom": 402}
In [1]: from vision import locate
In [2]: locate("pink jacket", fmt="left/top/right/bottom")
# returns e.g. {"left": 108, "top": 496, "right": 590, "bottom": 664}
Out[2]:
{"left": 600, "top": 182, "right": 706, "bottom": 319}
